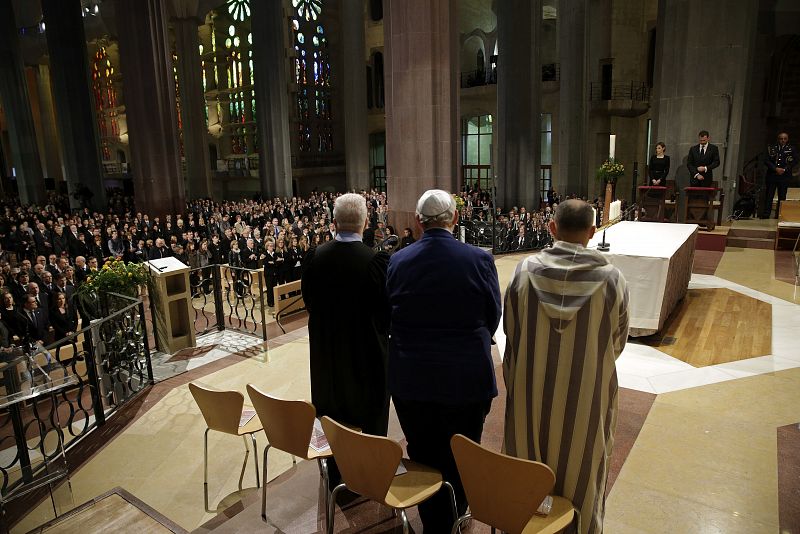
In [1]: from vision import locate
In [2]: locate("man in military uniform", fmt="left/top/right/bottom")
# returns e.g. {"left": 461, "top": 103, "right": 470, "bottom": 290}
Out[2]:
{"left": 763, "top": 132, "right": 797, "bottom": 219}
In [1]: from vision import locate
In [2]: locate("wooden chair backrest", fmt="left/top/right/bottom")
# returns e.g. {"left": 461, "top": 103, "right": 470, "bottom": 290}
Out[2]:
{"left": 780, "top": 200, "right": 800, "bottom": 223}
{"left": 246, "top": 384, "right": 316, "bottom": 458}
{"left": 451, "top": 434, "right": 556, "bottom": 534}
{"left": 189, "top": 382, "right": 244, "bottom": 435}
{"left": 787, "top": 188, "right": 800, "bottom": 201}
{"left": 321, "top": 416, "right": 401, "bottom": 502}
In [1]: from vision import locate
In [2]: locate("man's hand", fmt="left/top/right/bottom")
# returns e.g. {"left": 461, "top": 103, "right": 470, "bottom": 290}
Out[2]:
{"left": 699, "top": 166, "right": 707, "bottom": 173}
{"left": 776, "top": 167, "right": 785, "bottom": 175}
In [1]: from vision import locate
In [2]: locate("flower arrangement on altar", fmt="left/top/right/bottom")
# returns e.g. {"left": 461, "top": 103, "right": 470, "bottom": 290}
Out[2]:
{"left": 596, "top": 159, "right": 625, "bottom": 184}
{"left": 453, "top": 193, "right": 465, "bottom": 212}
{"left": 77, "top": 260, "right": 150, "bottom": 299}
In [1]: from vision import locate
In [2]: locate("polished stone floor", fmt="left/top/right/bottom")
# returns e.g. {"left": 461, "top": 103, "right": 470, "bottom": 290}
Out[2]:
{"left": 12, "top": 230, "right": 800, "bottom": 533}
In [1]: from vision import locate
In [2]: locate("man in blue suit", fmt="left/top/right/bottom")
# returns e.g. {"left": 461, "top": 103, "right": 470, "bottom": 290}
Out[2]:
{"left": 387, "top": 189, "right": 501, "bottom": 531}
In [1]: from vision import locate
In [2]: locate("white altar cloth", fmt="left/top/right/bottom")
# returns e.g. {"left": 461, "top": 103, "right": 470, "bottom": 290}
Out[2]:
{"left": 588, "top": 221, "right": 698, "bottom": 336}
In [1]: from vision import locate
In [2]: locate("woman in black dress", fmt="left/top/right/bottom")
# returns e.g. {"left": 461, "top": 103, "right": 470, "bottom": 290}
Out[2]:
{"left": 50, "top": 292, "right": 78, "bottom": 343}
{"left": 648, "top": 142, "right": 670, "bottom": 186}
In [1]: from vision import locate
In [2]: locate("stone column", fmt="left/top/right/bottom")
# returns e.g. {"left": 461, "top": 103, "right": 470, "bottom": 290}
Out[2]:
{"left": 0, "top": 0, "right": 45, "bottom": 205}
{"left": 173, "top": 16, "right": 212, "bottom": 199}
{"left": 340, "top": 0, "right": 370, "bottom": 192}
{"left": 34, "top": 66, "right": 63, "bottom": 184}
{"left": 41, "top": 0, "right": 108, "bottom": 210}
{"left": 558, "top": 0, "right": 589, "bottom": 197}
{"left": 251, "top": 0, "right": 293, "bottom": 199}
{"left": 385, "top": 0, "right": 460, "bottom": 233}
{"left": 496, "top": 0, "right": 542, "bottom": 212}
{"left": 116, "top": 0, "right": 185, "bottom": 218}
{"left": 652, "top": 0, "right": 758, "bottom": 218}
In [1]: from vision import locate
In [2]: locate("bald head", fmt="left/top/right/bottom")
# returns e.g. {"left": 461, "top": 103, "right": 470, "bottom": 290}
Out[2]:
{"left": 549, "top": 199, "right": 596, "bottom": 246}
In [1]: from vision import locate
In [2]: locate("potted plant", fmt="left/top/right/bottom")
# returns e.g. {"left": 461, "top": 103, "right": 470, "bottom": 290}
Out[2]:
{"left": 597, "top": 159, "right": 625, "bottom": 224}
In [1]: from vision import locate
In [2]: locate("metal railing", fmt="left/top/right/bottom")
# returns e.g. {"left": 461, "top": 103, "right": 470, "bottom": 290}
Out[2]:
{"left": 0, "top": 291, "right": 152, "bottom": 500}
{"left": 590, "top": 81, "right": 651, "bottom": 102}
{"left": 460, "top": 211, "right": 555, "bottom": 254}
{"left": 460, "top": 64, "right": 560, "bottom": 88}
{"left": 187, "top": 264, "right": 269, "bottom": 342}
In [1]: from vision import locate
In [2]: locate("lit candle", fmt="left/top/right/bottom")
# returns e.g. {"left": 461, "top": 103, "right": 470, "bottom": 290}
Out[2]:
{"left": 609, "top": 200, "right": 622, "bottom": 220}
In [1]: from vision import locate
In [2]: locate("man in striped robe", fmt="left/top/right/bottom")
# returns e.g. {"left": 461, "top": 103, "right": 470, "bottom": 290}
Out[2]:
{"left": 503, "top": 199, "right": 629, "bottom": 534}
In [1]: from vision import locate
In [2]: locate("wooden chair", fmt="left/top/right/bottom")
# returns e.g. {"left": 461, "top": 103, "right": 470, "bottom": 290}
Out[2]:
{"left": 711, "top": 181, "right": 726, "bottom": 226}
{"left": 321, "top": 416, "right": 457, "bottom": 534}
{"left": 245, "top": 385, "right": 334, "bottom": 523}
{"left": 188, "top": 383, "right": 263, "bottom": 511}
{"left": 664, "top": 180, "right": 679, "bottom": 222}
{"left": 450, "top": 434, "right": 575, "bottom": 534}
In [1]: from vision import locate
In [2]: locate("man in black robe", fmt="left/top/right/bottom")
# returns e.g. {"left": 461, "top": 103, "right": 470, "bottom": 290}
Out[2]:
{"left": 301, "top": 192, "right": 390, "bottom": 484}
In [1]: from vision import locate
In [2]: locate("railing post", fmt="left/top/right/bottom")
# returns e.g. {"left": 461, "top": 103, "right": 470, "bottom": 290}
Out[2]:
{"left": 258, "top": 270, "right": 268, "bottom": 342}
{"left": 84, "top": 321, "right": 106, "bottom": 426}
{"left": 213, "top": 264, "right": 225, "bottom": 332}
{"left": 139, "top": 301, "right": 154, "bottom": 385}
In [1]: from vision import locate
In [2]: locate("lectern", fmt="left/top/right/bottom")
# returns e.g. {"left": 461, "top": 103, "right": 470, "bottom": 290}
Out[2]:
{"left": 638, "top": 186, "right": 667, "bottom": 222}
{"left": 147, "top": 257, "right": 195, "bottom": 354}
{"left": 683, "top": 187, "right": 717, "bottom": 230}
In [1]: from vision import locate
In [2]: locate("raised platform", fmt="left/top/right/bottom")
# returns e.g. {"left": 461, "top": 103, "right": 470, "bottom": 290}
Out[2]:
{"left": 696, "top": 226, "right": 730, "bottom": 252}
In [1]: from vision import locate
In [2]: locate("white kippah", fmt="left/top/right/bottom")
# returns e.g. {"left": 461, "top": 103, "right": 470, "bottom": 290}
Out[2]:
{"left": 416, "top": 189, "right": 455, "bottom": 222}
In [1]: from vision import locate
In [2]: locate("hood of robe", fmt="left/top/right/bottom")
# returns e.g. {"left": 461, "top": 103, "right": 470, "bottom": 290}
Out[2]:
{"left": 526, "top": 241, "right": 614, "bottom": 332}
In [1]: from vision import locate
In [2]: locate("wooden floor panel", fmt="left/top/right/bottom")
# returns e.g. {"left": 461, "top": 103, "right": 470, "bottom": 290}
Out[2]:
{"left": 641, "top": 288, "right": 772, "bottom": 367}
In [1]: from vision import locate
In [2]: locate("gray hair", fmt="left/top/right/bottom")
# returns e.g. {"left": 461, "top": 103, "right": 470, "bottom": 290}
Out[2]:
{"left": 333, "top": 193, "right": 368, "bottom": 233}
{"left": 554, "top": 199, "right": 594, "bottom": 233}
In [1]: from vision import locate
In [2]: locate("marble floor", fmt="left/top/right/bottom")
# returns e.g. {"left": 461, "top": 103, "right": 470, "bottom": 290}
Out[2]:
{"left": 11, "top": 235, "right": 800, "bottom": 533}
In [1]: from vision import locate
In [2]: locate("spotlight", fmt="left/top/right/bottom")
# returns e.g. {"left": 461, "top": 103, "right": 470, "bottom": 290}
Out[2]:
{"left": 93, "top": 3, "right": 99, "bottom": 14}
{"left": 38, "top": 20, "right": 45, "bottom": 33}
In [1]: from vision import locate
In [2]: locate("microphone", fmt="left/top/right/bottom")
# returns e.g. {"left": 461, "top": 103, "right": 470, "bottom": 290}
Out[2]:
{"left": 596, "top": 203, "right": 638, "bottom": 252}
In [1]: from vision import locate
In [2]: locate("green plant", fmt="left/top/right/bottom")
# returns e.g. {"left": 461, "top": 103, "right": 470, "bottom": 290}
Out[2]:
{"left": 77, "top": 260, "right": 150, "bottom": 298}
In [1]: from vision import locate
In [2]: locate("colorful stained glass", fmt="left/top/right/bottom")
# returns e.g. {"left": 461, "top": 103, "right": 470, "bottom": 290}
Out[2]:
{"left": 91, "top": 46, "right": 119, "bottom": 160}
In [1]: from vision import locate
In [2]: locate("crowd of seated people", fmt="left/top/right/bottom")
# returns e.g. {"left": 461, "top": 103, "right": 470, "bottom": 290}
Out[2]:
{"left": 0, "top": 190, "right": 391, "bottom": 327}
{"left": 455, "top": 186, "right": 556, "bottom": 252}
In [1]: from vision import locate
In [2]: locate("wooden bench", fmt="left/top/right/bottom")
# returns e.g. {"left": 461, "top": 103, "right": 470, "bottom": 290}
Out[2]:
{"left": 273, "top": 280, "right": 305, "bottom": 319}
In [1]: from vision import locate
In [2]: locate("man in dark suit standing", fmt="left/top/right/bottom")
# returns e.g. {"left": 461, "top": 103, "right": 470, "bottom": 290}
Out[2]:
{"left": 387, "top": 189, "right": 501, "bottom": 531}
{"left": 301, "top": 193, "right": 390, "bottom": 484}
{"left": 17, "top": 296, "right": 47, "bottom": 345}
{"left": 687, "top": 130, "right": 720, "bottom": 186}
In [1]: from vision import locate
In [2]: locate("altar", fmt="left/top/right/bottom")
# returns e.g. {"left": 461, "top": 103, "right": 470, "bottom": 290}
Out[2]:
{"left": 588, "top": 221, "right": 698, "bottom": 337}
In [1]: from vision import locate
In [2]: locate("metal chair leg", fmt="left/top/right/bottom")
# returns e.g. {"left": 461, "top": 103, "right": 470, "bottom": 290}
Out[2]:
{"left": 238, "top": 435, "right": 250, "bottom": 491}
{"left": 203, "top": 428, "right": 210, "bottom": 510}
{"left": 250, "top": 434, "right": 260, "bottom": 488}
{"left": 443, "top": 481, "right": 458, "bottom": 522}
{"left": 450, "top": 514, "right": 472, "bottom": 534}
{"left": 327, "top": 483, "right": 346, "bottom": 534}
{"left": 319, "top": 458, "right": 330, "bottom": 523}
{"left": 400, "top": 509, "right": 409, "bottom": 534}
{"left": 261, "top": 445, "right": 271, "bottom": 520}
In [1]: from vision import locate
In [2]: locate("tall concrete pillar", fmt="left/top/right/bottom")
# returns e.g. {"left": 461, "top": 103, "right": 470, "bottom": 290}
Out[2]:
{"left": 0, "top": 0, "right": 45, "bottom": 205}
{"left": 341, "top": 0, "right": 370, "bottom": 192}
{"left": 652, "top": 0, "right": 758, "bottom": 216}
{"left": 42, "top": 0, "right": 108, "bottom": 210}
{"left": 251, "top": 0, "right": 293, "bottom": 199}
{"left": 173, "top": 16, "right": 212, "bottom": 199}
{"left": 33, "top": 66, "right": 63, "bottom": 184}
{"left": 557, "top": 0, "right": 589, "bottom": 197}
{"left": 497, "top": 0, "right": 542, "bottom": 212}
{"left": 116, "top": 0, "right": 186, "bottom": 218}
{"left": 385, "top": 0, "right": 460, "bottom": 233}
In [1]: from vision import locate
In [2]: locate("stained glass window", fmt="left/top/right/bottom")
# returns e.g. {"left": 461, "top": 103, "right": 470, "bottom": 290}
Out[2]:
{"left": 227, "top": 0, "right": 250, "bottom": 22}
{"left": 91, "top": 46, "right": 118, "bottom": 161}
{"left": 291, "top": 0, "right": 333, "bottom": 152}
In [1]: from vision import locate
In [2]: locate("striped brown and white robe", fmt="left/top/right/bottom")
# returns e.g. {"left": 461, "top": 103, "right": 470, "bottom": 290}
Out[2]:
{"left": 503, "top": 241, "right": 629, "bottom": 534}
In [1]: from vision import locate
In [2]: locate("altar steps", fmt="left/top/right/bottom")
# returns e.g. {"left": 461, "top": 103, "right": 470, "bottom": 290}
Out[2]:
{"left": 726, "top": 228, "right": 776, "bottom": 250}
